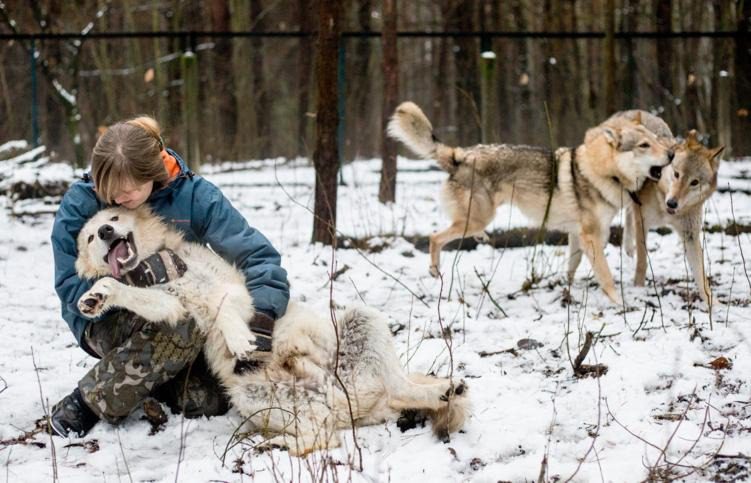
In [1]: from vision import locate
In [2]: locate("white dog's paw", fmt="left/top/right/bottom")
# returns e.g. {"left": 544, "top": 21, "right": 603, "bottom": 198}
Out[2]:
{"left": 225, "top": 336, "right": 258, "bottom": 361}
{"left": 78, "top": 277, "right": 118, "bottom": 317}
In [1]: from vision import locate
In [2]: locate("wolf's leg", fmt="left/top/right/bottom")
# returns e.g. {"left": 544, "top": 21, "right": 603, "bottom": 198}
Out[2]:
{"left": 78, "top": 277, "right": 186, "bottom": 324}
{"left": 567, "top": 232, "right": 582, "bottom": 284}
{"left": 633, "top": 205, "right": 649, "bottom": 286}
{"left": 681, "top": 230, "right": 711, "bottom": 306}
{"left": 623, "top": 205, "right": 635, "bottom": 258}
{"left": 430, "top": 186, "right": 496, "bottom": 277}
{"left": 578, "top": 225, "right": 622, "bottom": 304}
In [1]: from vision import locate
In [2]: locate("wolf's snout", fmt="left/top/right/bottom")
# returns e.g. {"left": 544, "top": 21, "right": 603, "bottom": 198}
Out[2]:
{"left": 667, "top": 149, "right": 675, "bottom": 162}
{"left": 666, "top": 198, "right": 678, "bottom": 213}
{"left": 98, "top": 224, "right": 115, "bottom": 241}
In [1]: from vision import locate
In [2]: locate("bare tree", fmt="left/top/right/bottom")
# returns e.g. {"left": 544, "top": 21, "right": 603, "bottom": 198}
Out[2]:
{"left": 311, "top": 0, "right": 341, "bottom": 245}
{"left": 0, "top": 1, "right": 111, "bottom": 167}
{"left": 379, "top": 0, "right": 398, "bottom": 204}
{"left": 210, "top": 0, "right": 237, "bottom": 159}
{"left": 734, "top": 0, "right": 751, "bottom": 155}
{"left": 604, "top": 0, "right": 616, "bottom": 115}
{"left": 296, "top": 0, "right": 315, "bottom": 158}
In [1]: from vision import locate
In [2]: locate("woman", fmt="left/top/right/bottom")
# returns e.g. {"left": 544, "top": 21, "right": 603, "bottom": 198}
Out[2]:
{"left": 49, "top": 116, "right": 289, "bottom": 437}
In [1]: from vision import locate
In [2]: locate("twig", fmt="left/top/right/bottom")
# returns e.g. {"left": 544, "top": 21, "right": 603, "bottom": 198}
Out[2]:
{"left": 564, "top": 346, "right": 605, "bottom": 483}
{"left": 473, "top": 268, "right": 508, "bottom": 317}
{"left": 31, "top": 347, "right": 57, "bottom": 482}
{"left": 573, "top": 331, "right": 594, "bottom": 372}
{"left": 116, "top": 429, "right": 133, "bottom": 483}
{"left": 728, "top": 189, "right": 751, "bottom": 292}
{"left": 328, "top": 246, "right": 363, "bottom": 471}
{"left": 0, "top": 375, "right": 6, "bottom": 395}
{"left": 273, "top": 160, "right": 429, "bottom": 308}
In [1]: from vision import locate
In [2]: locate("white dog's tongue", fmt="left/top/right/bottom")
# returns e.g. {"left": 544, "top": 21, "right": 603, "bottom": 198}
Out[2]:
{"left": 107, "top": 240, "right": 128, "bottom": 278}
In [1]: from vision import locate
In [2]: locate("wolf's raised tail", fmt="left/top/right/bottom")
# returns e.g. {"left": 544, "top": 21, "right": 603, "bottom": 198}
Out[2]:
{"left": 387, "top": 102, "right": 461, "bottom": 173}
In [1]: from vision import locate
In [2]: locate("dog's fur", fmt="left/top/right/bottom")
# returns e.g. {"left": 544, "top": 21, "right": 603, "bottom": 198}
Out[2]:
{"left": 75, "top": 207, "right": 469, "bottom": 455}
{"left": 606, "top": 111, "right": 724, "bottom": 305}
{"left": 388, "top": 102, "right": 674, "bottom": 303}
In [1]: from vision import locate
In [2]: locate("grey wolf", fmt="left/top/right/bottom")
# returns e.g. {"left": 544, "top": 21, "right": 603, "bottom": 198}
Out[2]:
{"left": 387, "top": 102, "right": 674, "bottom": 303}
{"left": 75, "top": 207, "right": 469, "bottom": 455}
{"left": 608, "top": 112, "right": 723, "bottom": 305}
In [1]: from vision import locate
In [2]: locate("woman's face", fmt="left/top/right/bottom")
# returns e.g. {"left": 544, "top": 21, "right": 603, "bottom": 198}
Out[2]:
{"left": 113, "top": 180, "right": 154, "bottom": 209}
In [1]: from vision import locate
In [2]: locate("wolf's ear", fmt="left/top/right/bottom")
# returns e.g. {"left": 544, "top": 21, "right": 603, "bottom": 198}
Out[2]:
{"left": 600, "top": 127, "right": 621, "bottom": 148}
{"left": 709, "top": 145, "right": 725, "bottom": 170}
{"left": 686, "top": 129, "right": 702, "bottom": 149}
{"left": 631, "top": 111, "right": 642, "bottom": 125}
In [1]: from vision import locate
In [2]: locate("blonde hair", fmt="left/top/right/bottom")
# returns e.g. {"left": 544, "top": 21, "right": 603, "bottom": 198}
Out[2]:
{"left": 91, "top": 115, "right": 168, "bottom": 204}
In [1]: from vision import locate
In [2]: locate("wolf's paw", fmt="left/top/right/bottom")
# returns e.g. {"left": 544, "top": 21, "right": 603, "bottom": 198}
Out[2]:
{"left": 78, "top": 277, "right": 118, "bottom": 317}
{"left": 473, "top": 232, "right": 490, "bottom": 244}
{"left": 429, "top": 265, "right": 440, "bottom": 278}
{"left": 440, "top": 380, "right": 467, "bottom": 401}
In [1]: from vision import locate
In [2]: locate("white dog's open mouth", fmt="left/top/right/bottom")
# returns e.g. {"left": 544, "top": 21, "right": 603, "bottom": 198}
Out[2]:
{"left": 103, "top": 232, "right": 138, "bottom": 278}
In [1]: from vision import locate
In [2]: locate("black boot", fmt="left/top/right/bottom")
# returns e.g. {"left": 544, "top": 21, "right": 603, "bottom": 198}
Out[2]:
{"left": 49, "top": 388, "right": 99, "bottom": 438}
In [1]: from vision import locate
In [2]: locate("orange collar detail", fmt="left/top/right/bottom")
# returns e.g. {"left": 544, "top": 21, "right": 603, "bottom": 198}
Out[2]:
{"left": 161, "top": 150, "right": 181, "bottom": 180}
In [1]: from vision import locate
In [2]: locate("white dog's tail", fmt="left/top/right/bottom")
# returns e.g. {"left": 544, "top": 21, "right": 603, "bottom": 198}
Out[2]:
{"left": 387, "top": 101, "right": 461, "bottom": 174}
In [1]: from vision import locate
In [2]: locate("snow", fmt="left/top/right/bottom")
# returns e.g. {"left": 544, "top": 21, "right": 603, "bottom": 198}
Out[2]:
{"left": 1, "top": 154, "right": 750, "bottom": 482}
{"left": 0, "top": 140, "right": 28, "bottom": 157}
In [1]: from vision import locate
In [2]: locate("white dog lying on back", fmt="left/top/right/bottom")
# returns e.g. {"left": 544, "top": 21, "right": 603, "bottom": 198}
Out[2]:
{"left": 75, "top": 207, "right": 469, "bottom": 455}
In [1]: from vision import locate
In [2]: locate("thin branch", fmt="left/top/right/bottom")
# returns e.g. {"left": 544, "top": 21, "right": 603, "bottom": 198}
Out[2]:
{"left": 31, "top": 347, "right": 57, "bottom": 483}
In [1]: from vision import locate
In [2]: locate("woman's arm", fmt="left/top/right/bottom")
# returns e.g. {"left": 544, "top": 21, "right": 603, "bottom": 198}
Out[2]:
{"left": 51, "top": 182, "right": 104, "bottom": 354}
{"left": 193, "top": 179, "right": 290, "bottom": 319}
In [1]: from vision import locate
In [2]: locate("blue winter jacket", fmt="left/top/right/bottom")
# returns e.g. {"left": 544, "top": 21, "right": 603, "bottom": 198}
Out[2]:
{"left": 51, "top": 150, "right": 290, "bottom": 356}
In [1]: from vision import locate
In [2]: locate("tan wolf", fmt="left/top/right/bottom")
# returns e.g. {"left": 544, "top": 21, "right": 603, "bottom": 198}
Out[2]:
{"left": 609, "top": 112, "right": 724, "bottom": 305}
{"left": 75, "top": 207, "right": 469, "bottom": 455}
{"left": 387, "top": 102, "right": 674, "bottom": 304}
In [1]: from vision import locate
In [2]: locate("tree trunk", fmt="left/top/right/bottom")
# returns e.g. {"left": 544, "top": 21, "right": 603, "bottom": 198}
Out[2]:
{"left": 350, "top": 0, "right": 373, "bottom": 160}
{"left": 655, "top": 0, "right": 675, "bottom": 123}
{"left": 251, "top": 0, "right": 271, "bottom": 158}
{"left": 711, "top": 0, "right": 732, "bottom": 151}
{"left": 603, "top": 0, "right": 616, "bottom": 116}
{"left": 210, "top": 0, "right": 238, "bottom": 160}
{"left": 379, "top": 0, "right": 398, "bottom": 204}
{"left": 734, "top": 0, "right": 751, "bottom": 155}
{"left": 453, "top": 0, "right": 480, "bottom": 144}
{"left": 621, "top": 0, "right": 638, "bottom": 108}
{"left": 312, "top": 0, "right": 341, "bottom": 245}
{"left": 297, "top": 0, "right": 315, "bottom": 158}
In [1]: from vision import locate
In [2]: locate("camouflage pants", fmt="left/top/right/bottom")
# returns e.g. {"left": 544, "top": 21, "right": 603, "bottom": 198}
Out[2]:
{"left": 78, "top": 311, "right": 230, "bottom": 423}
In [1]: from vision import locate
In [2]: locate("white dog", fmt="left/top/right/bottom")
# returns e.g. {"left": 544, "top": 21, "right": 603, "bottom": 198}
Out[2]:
{"left": 75, "top": 207, "right": 469, "bottom": 455}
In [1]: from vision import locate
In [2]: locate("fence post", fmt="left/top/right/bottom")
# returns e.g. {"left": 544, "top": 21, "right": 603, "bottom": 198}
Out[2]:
{"left": 480, "top": 35, "right": 496, "bottom": 143}
{"left": 181, "top": 33, "right": 200, "bottom": 171}
{"left": 30, "top": 37, "right": 39, "bottom": 147}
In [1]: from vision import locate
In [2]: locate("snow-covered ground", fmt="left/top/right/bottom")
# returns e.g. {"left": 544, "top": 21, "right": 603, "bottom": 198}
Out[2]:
{"left": 1, "top": 153, "right": 750, "bottom": 482}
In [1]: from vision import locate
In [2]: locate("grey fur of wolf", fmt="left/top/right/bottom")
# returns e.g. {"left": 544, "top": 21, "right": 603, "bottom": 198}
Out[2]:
{"left": 388, "top": 101, "right": 674, "bottom": 304}
{"left": 75, "top": 206, "right": 470, "bottom": 455}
